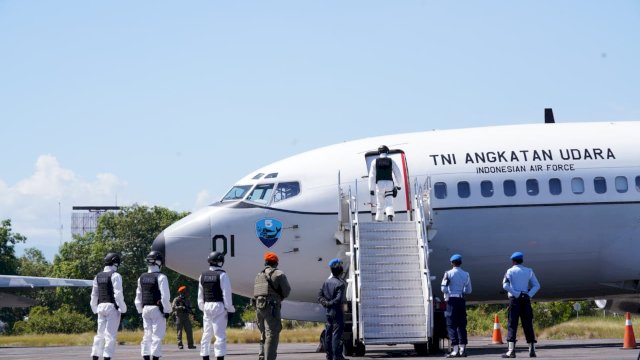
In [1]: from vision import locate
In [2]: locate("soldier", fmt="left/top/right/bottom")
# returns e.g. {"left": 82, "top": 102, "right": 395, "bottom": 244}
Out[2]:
{"left": 172, "top": 285, "right": 195, "bottom": 350}
{"left": 135, "top": 250, "right": 172, "bottom": 360}
{"left": 318, "top": 258, "right": 349, "bottom": 360}
{"left": 198, "top": 251, "right": 235, "bottom": 360}
{"left": 441, "top": 254, "right": 472, "bottom": 358}
{"left": 502, "top": 251, "right": 541, "bottom": 358}
{"left": 253, "top": 252, "right": 291, "bottom": 360}
{"left": 90, "top": 252, "right": 127, "bottom": 360}
{"left": 368, "top": 145, "right": 402, "bottom": 221}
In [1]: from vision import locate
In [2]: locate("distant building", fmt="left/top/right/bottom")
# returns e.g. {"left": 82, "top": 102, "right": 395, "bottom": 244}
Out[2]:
{"left": 71, "top": 206, "right": 121, "bottom": 237}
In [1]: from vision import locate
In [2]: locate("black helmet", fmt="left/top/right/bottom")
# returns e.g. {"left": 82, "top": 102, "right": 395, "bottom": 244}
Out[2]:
{"left": 378, "top": 145, "right": 389, "bottom": 154}
{"left": 145, "top": 250, "right": 164, "bottom": 266}
{"left": 104, "top": 252, "right": 121, "bottom": 266}
{"left": 208, "top": 251, "right": 224, "bottom": 266}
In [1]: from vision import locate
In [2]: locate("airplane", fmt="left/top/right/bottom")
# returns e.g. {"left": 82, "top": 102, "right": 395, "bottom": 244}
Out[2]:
{"left": 151, "top": 112, "right": 640, "bottom": 353}
{"left": 0, "top": 275, "right": 93, "bottom": 308}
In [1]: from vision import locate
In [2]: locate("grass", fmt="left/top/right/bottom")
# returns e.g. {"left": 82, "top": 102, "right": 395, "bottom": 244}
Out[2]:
{"left": 538, "top": 316, "right": 625, "bottom": 340}
{"left": 0, "top": 316, "right": 631, "bottom": 347}
{"left": 0, "top": 325, "right": 324, "bottom": 347}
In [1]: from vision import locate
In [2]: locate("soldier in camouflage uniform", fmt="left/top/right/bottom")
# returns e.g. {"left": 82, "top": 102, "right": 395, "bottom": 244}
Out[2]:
{"left": 172, "top": 285, "right": 195, "bottom": 350}
{"left": 253, "top": 252, "right": 291, "bottom": 360}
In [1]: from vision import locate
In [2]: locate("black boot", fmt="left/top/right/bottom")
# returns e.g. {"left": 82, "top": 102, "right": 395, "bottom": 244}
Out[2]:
{"left": 143, "top": 356, "right": 150, "bottom": 360}
{"left": 92, "top": 356, "right": 99, "bottom": 360}
{"left": 104, "top": 358, "right": 111, "bottom": 360}
{"left": 217, "top": 357, "right": 224, "bottom": 360}
{"left": 152, "top": 357, "right": 160, "bottom": 360}
{"left": 202, "top": 356, "right": 210, "bottom": 360}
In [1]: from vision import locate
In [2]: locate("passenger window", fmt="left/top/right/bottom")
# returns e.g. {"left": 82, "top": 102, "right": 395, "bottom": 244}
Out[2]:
{"left": 481, "top": 180, "right": 493, "bottom": 197}
{"left": 222, "top": 185, "right": 252, "bottom": 201}
{"left": 549, "top": 178, "right": 562, "bottom": 195}
{"left": 434, "top": 182, "right": 447, "bottom": 199}
{"left": 594, "top": 177, "right": 607, "bottom": 194}
{"left": 615, "top": 176, "right": 628, "bottom": 193}
{"left": 457, "top": 181, "right": 470, "bottom": 198}
{"left": 571, "top": 177, "right": 584, "bottom": 194}
{"left": 526, "top": 179, "right": 539, "bottom": 196}
{"left": 637, "top": 176, "right": 640, "bottom": 192}
{"left": 273, "top": 182, "right": 301, "bottom": 203}
{"left": 503, "top": 180, "right": 516, "bottom": 197}
{"left": 246, "top": 183, "right": 275, "bottom": 204}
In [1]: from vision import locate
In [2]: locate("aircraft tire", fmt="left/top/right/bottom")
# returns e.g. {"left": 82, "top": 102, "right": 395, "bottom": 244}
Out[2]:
{"left": 354, "top": 339, "right": 366, "bottom": 357}
{"left": 414, "top": 342, "right": 429, "bottom": 356}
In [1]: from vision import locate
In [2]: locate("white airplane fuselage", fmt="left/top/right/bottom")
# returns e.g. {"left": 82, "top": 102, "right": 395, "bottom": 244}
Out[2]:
{"left": 155, "top": 122, "right": 640, "bottom": 320}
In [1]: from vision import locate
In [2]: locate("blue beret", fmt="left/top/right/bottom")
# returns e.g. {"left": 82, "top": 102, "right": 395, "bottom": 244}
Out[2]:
{"left": 328, "top": 258, "right": 343, "bottom": 267}
{"left": 450, "top": 254, "right": 462, "bottom": 262}
{"left": 511, "top": 251, "right": 524, "bottom": 260}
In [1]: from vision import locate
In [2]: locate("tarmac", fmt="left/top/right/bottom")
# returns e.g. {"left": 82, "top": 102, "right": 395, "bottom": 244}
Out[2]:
{"left": 1, "top": 337, "right": 639, "bottom": 360}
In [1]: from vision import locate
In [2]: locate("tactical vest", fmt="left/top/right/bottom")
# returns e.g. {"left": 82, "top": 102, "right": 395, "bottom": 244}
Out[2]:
{"left": 375, "top": 157, "right": 393, "bottom": 182}
{"left": 254, "top": 267, "right": 282, "bottom": 299}
{"left": 201, "top": 269, "right": 224, "bottom": 302}
{"left": 140, "top": 272, "right": 161, "bottom": 306}
{"left": 96, "top": 271, "right": 116, "bottom": 305}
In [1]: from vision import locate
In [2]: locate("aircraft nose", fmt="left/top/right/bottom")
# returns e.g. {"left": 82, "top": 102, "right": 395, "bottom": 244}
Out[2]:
{"left": 151, "top": 231, "right": 165, "bottom": 257}
{"left": 155, "top": 208, "right": 212, "bottom": 274}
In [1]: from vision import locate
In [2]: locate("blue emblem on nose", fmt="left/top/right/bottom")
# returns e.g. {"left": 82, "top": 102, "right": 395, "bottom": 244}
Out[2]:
{"left": 256, "top": 218, "right": 283, "bottom": 248}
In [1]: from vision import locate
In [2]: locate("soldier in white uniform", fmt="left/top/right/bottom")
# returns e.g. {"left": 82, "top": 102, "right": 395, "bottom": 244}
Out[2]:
{"left": 501, "top": 251, "right": 541, "bottom": 358}
{"left": 441, "top": 253, "right": 472, "bottom": 358}
{"left": 135, "top": 250, "right": 172, "bottom": 360}
{"left": 90, "top": 252, "right": 127, "bottom": 360}
{"left": 198, "top": 251, "right": 235, "bottom": 360}
{"left": 368, "top": 145, "right": 402, "bottom": 221}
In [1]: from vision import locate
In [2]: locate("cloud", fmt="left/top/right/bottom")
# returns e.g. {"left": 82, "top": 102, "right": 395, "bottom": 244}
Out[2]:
{"left": 0, "top": 155, "right": 127, "bottom": 260}
{"left": 193, "top": 190, "right": 213, "bottom": 211}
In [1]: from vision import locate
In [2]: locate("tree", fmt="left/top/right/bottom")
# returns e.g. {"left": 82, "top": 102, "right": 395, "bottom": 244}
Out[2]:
{"left": 0, "top": 219, "right": 27, "bottom": 333}
{"left": 18, "top": 247, "right": 52, "bottom": 277}
{"left": 53, "top": 205, "right": 192, "bottom": 328}
{"left": 0, "top": 219, "right": 26, "bottom": 275}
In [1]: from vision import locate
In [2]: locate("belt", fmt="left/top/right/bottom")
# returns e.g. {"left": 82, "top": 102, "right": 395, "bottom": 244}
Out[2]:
{"left": 448, "top": 294, "right": 463, "bottom": 298}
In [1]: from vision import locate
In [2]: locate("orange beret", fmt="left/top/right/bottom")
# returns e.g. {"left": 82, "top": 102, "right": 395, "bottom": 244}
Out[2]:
{"left": 178, "top": 285, "right": 187, "bottom": 293}
{"left": 264, "top": 252, "right": 279, "bottom": 263}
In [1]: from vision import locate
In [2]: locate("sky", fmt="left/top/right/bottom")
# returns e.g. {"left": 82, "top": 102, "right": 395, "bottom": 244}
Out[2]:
{"left": 1, "top": 1, "right": 639, "bottom": 261}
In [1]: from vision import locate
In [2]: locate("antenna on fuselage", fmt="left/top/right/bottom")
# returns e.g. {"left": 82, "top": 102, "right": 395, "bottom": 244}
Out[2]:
{"left": 544, "top": 108, "right": 555, "bottom": 124}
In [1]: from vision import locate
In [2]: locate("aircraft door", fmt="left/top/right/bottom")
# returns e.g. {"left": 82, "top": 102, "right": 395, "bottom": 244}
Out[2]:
{"left": 364, "top": 148, "right": 411, "bottom": 221}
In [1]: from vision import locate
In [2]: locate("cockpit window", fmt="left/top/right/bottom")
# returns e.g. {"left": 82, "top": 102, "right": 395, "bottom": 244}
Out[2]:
{"left": 222, "top": 185, "right": 252, "bottom": 201}
{"left": 265, "top": 173, "right": 279, "bottom": 179}
{"left": 273, "top": 182, "right": 300, "bottom": 203}
{"left": 246, "top": 183, "right": 275, "bottom": 204}
{"left": 252, "top": 173, "right": 265, "bottom": 180}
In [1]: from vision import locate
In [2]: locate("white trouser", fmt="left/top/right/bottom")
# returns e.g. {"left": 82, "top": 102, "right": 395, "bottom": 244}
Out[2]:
{"left": 200, "top": 301, "right": 229, "bottom": 357}
{"left": 141, "top": 306, "right": 166, "bottom": 358}
{"left": 375, "top": 180, "right": 395, "bottom": 221}
{"left": 91, "top": 303, "right": 121, "bottom": 358}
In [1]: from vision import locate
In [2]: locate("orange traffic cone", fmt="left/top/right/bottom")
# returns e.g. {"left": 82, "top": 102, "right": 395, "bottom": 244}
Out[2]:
{"left": 623, "top": 312, "right": 636, "bottom": 349}
{"left": 492, "top": 314, "right": 504, "bottom": 344}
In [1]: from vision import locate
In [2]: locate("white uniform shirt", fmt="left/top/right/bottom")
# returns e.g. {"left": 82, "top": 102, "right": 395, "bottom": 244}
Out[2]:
{"left": 90, "top": 265, "right": 127, "bottom": 313}
{"left": 134, "top": 265, "right": 172, "bottom": 314}
{"left": 502, "top": 264, "right": 541, "bottom": 298}
{"left": 441, "top": 267, "right": 472, "bottom": 297}
{"left": 197, "top": 266, "right": 235, "bottom": 313}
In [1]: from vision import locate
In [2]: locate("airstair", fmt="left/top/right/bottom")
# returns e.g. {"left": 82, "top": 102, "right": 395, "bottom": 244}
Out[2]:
{"left": 344, "top": 183, "right": 435, "bottom": 356}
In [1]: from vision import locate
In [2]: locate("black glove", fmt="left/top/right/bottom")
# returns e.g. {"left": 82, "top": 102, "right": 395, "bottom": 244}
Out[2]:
{"left": 396, "top": 186, "right": 401, "bottom": 191}
{"left": 164, "top": 313, "right": 170, "bottom": 319}
{"left": 319, "top": 298, "right": 329, "bottom": 308}
{"left": 370, "top": 190, "right": 374, "bottom": 196}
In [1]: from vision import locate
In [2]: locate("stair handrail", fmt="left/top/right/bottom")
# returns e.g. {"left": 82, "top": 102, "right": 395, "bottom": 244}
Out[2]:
{"left": 414, "top": 182, "right": 434, "bottom": 339}
{"left": 346, "top": 180, "right": 364, "bottom": 345}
